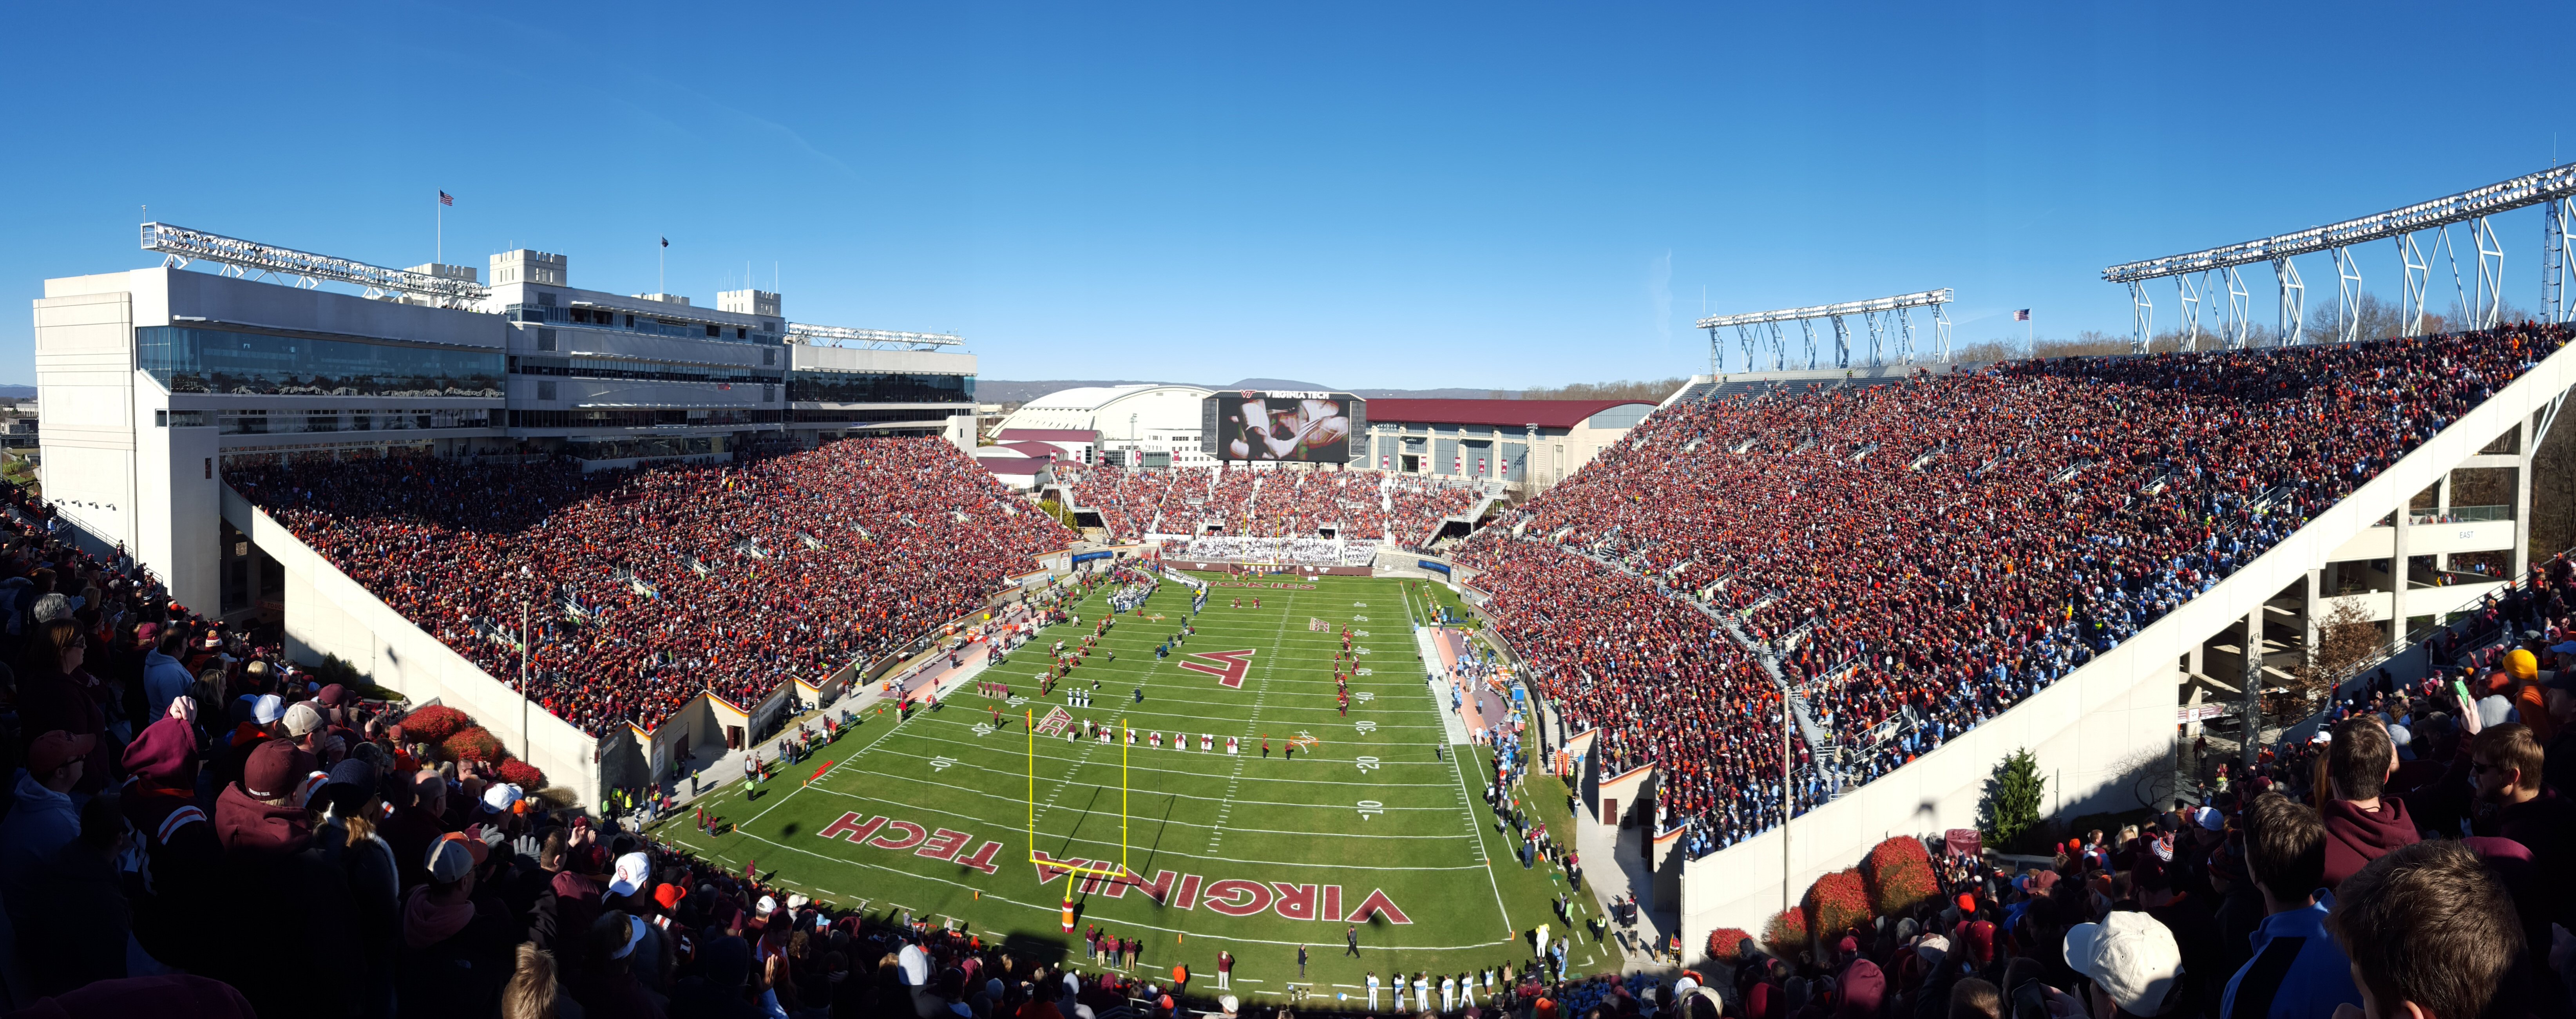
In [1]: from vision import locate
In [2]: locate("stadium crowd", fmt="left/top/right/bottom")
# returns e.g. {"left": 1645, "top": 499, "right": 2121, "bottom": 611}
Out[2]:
{"left": 232, "top": 437, "right": 1073, "bottom": 736}
{"left": 1729, "top": 579, "right": 2576, "bottom": 1019}
{"left": 1064, "top": 465, "right": 1483, "bottom": 547}
{"left": 1461, "top": 323, "right": 2576, "bottom": 857}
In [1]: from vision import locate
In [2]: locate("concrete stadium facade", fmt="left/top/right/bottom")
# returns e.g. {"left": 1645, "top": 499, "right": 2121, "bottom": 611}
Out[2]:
{"left": 1649, "top": 343, "right": 2571, "bottom": 950}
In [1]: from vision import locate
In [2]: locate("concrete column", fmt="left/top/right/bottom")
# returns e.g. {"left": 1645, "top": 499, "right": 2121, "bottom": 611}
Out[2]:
{"left": 2391, "top": 492, "right": 2411, "bottom": 653}
{"left": 2516, "top": 418, "right": 2535, "bottom": 578}
{"left": 2304, "top": 568, "right": 2323, "bottom": 661}
{"left": 2241, "top": 606, "right": 2264, "bottom": 766}
{"left": 2436, "top": 473, "right": 2453, "bottom": 572}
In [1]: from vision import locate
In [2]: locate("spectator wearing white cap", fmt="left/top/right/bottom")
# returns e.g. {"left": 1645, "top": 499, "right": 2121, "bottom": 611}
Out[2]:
{"left": 572, "top": 910, "right": 664, "bottom": 1018}
{"left": 398, "top": 833, "right": 516, "bottom": 1017}
{"left": 603, "top": 851, "right": 672, "bottom": 995}
{"left": 2063, "top": 910, "right": 2188, "bottom": 1018}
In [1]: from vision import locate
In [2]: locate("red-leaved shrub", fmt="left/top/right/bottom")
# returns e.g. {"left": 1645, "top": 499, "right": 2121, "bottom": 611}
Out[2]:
{"left": 401, "top": 704, "right": 469, "bottom": 744}
{"left": 1764, "top": 906, "right": 1808, "bottom": 953}
{"left": 1863, "top": 836, "right": 1941, "bottom": 917}
{"left": 1706, "top": 927, "right": 1755, "bottom": 963}
{"left": 494, "top": 758, "right": 545, "bottom": 789}
{"left": 1803, "top": 868, "right": 1875, "bottom": 943}
{"left": 443, "top": 726, "right": 501, "bottom": 763}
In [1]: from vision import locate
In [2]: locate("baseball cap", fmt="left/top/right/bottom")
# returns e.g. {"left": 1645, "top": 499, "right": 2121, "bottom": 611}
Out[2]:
{"left": 2192, "top": 806, "right": 2223, "bottom": 831}
{"left": 1220, "top": 995, "right": 1240, "bottom": 1015}
{"left": 243, "top": 739, "right": 299, "bottom": 800}
{"left": 121, "top": 716, "right": 198, "bottom": 782}
{"left": 2064, "top": 912, "right": 2184, "bottom": 1017}
{"left": 250, "top": 694, "right": 284, "bottom": 726}
{"left": 483, "top": 783, "right": 523, "bottom": 813}
{"left": 608, "top": 913, "right": 648, "bottom": 959}
{"left": 1960, "top": 920, "right": 1996, "bottom": 965}
{"left": 317, "top": 684, "right": 349, "bottom": 706}
{"left": 293, "top": 771, "right": 332, "bottom": 809}
{"left": 608, "top": 852, "right": 652, "bottom": 897}
{"left": 282, "top": 701, "right": 323, "bottom": 738}
{"left": 26, "top": 730, "right": 96, "bottom": 774}
{"left": 425, "top": 839, "right": 472, "bottom": 884}
{"left": 655, "top": 883, "right": 688, "bottom": 911}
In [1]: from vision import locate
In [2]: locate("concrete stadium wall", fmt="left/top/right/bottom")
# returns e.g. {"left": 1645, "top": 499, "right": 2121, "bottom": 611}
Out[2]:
{"left": 222, "top": 486, "right": 603, "bottom": 811}
{"left": 1675, "top": 335, "right": 2576, "bottom": 955}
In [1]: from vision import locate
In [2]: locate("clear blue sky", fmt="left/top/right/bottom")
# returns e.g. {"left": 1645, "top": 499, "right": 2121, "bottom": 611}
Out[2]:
{"left": 4, "top": 1, "right": 2572, "bottom": 389}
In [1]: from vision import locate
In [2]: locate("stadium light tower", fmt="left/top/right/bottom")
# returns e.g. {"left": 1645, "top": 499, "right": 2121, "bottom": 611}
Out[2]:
{"left": 1696, "top": 290, "right": 1955, "bottom": 371}
{"left": 2103, "top": 164, "right": 2576, "bottom": 353}
{"left": 141, "top": 222, "right": 489, "bottom": 310}
{"left": 782, "top": 323, "right": 966, "bottom": 351}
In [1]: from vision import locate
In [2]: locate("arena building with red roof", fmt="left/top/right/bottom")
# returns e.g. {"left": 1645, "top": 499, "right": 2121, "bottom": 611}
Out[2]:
{"left": 1359, "top": 397, "right": 1656, "bottom": 492}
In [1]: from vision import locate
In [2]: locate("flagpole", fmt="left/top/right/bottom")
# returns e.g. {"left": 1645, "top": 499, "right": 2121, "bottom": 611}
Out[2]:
{"left": 436, "top": 198, "right": 442, "bottom": 266}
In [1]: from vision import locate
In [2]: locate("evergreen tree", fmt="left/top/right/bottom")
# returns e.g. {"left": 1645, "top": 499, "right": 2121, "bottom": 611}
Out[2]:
{"left": 1982, "top": 748, "right": 2046, "bottom": 853}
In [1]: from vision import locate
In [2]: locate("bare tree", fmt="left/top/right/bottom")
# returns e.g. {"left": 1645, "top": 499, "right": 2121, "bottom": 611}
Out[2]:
{"left": 2291, "top": 599, "right": 2384, "bottom": 706}
{"left": 1504, "top": 378, "right": 1691, "bottom": 402}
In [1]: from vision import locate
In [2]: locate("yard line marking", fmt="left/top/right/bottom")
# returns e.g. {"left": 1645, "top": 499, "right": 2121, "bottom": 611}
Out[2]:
{"left": 798, "top": 785, "right": 1481, "bottom": 864}
{"left": 884, "top": 729, "right": 1461, "bottom": 785}
{"left": 735, "top": 686, "right": 926, "bottom": 830}
{"left": 671, "top": 825, "right": 1516, "bottom": 951}
{"left": 1448, "top": 737, "right": 1515, "bottom": 938}
{"left": 923, "top": 695, "right": 1446, "bottom": 730}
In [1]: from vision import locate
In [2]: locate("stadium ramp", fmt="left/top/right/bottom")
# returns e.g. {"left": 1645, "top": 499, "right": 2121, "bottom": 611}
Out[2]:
{"left": 218, "top": 485, "right": 605, "bottom": 813}
{"left": 1675, "top": 335, "right": 2576, "bottom": 954}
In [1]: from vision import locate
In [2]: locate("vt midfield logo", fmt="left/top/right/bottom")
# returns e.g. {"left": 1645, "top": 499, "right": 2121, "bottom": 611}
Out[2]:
{"left": 1177, "top": 649, "right": 1256, "bottom": 688}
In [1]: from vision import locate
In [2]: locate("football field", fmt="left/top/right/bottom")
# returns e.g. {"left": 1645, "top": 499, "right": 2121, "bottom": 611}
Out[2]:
{"left": 651, "top": 571, "right": 1626, "bottom": 993}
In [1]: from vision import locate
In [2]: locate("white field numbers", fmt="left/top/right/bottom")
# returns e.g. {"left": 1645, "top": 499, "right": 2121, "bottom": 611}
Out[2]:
{"left": 1354, "top": 756, "right": 1381, "bottom": 772}
{"left": 1356, "top": 800, "right": 1385, "bottom": 820}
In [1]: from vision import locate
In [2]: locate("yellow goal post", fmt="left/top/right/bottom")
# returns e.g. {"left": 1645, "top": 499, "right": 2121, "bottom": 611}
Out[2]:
{"left": 1026, "top": 709, "right": 1131, "bottom": 880}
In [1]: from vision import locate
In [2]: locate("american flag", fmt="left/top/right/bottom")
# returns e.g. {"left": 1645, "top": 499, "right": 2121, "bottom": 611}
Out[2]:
{"left": 438, "top": 191, "right": 453, "bottom": 206}
{"left": 2013, "top": 309, "right": 2030, "bottom": 321}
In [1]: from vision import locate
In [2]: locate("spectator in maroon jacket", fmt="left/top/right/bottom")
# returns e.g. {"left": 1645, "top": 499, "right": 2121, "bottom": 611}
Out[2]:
{"left": 2320, "top": 719, "right": 2418, "bottom": 890}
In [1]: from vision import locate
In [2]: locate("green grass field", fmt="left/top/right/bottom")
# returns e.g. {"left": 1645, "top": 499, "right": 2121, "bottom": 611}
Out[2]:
{"left": 652, "top": 571, "right": 1624, "bottom": 997}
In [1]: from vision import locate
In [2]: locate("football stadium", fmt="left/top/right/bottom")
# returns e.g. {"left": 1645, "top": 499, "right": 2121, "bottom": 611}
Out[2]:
{"left": 13, "top": 19, "right": 2576, "bottom": 1016}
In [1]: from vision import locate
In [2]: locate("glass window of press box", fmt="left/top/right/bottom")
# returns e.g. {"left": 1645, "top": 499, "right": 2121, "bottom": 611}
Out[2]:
{"left": 137, "top": 327, "right": 505, "bottom": 398}
{"left": 786, "top": 370, "right": 974, "bottom": 404}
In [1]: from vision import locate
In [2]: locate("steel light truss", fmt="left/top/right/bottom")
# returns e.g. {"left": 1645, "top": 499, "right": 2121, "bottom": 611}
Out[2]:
{"left": 1696, "top": 288, "right": 1954, "bottom": 370}
{"left": 140, "top": 222, "right": 487, "bottom": 309}
{"left": 782, "top": 323, "right": 966, "bottom": 350}
{"left": 2104, "top": 165, "right": 2576, "bottom": 283}
{"left": 2545, "top": 197, "right": 2570, "bottom": 324}
{"left": 2104, "top": 164, "right": 2576, "bottom": 348}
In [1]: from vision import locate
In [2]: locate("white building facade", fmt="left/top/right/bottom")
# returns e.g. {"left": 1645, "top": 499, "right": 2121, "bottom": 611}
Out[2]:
{"left": 996, "top": 383, "right": 1216, "bottom": 469}
{"left": 32, "top": 240, "right": 977, "bottom": 623}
